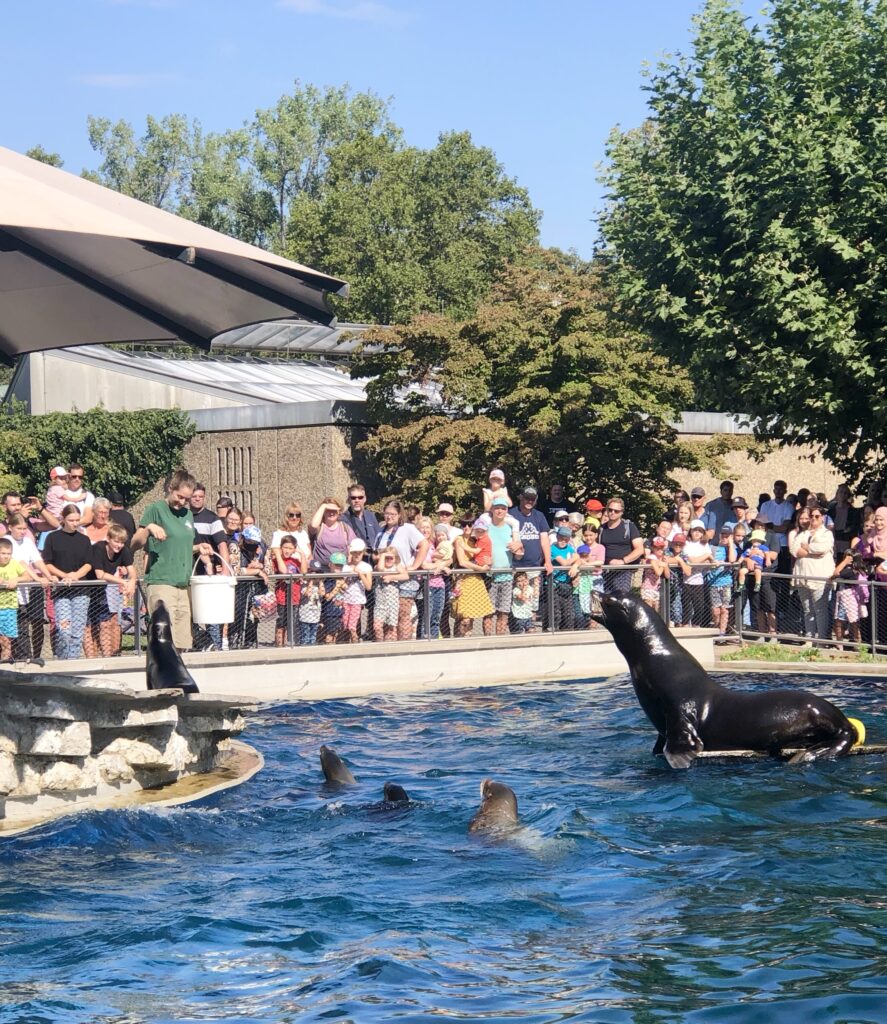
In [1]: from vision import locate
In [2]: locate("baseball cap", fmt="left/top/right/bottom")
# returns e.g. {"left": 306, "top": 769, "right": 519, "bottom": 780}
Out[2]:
{"left": 556, "top": 525, "right": 572, "bottom": 537}
{"left": 50, "top": 466, "right": 68, "bottom": 480}
{"left": 584, "top": 516, "right": 601, "bottom": 530}
{"left": 348, "top": 538, "right": 367, "bottom": 552}
{"left": 242, "top": 525, "right": 262, "bottom": 543}
{"left": 107, "top": 490, "right": 124, "bottom": 506}
{"left": 691, "top": 487, "right": 706, "bottom": 498}
{"left": 329, "top": 551, "right": 347, "bottom": 565}
{"left": 672, "top": 533, "right": 687, "bottom": 544}
{"left": 651, "top": 537, "right": 667, "bottom": 548}
{"left": 719, "top": 523, "right": 733, "bottom": 534}
{"left": 577, "top": 544, "right": 591, "bottom": 555}
{"left": 690, "top": 519, "right": 707, "bottom": 530}
{"left": 584, "top": 498, "right": 604, "bottom": 512}
{"left": 437, "top": 502, "right": 454, "bottom": 514}
{"left": 491, "top": 496, "right": 509, "bottom": 507}
{"left": 520, "top": 486, "right": 538, "bottom": 499}
{"left": 750, "top": 529, "right": 767, "bottom": 542}
{"left": 472, "top": 518, "right": 489, "bottom": 531}
{"left": 489, "top": 468, "right": 505, "bottom": 481}
{"left": 731, "top": 497, "right": 749, "bottom": 508}
{"left": 553, "top": 510, "right": 569, "bottom": 520}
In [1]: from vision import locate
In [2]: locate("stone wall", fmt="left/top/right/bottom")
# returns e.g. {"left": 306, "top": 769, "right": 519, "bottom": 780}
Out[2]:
{"left": 0, "top": 670, "right": 256, "bottom": 826}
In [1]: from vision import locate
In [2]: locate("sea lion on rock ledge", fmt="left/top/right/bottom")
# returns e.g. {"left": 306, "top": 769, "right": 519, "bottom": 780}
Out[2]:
{"left": 591, "top": 592, "right": 857, "bottom": 769}
{"left": 146, "top": 600, "right": 199, "bottom": 694}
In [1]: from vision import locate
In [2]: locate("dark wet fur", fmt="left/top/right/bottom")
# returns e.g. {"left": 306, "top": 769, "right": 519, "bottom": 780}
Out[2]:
{"left": 319, "top": 745, "right": 356, "bottom": 785}
{"left": 469, "top": 778, "right": 519, "bottom": 832}
{"left": 146, "top": 600, "right": 199, "bottom": 693}
{"left": 591, "top": 592, "right": 857, "bottom": 768}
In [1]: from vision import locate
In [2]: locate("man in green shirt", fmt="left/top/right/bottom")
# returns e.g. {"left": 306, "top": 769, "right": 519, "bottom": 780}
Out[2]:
{"left": 132, "top": 469, "right": 212, "bottom": 651}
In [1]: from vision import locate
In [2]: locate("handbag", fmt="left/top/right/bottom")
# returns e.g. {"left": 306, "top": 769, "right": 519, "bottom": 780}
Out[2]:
{"left": 252, "top": 591, "right": 278, "bottom": 620}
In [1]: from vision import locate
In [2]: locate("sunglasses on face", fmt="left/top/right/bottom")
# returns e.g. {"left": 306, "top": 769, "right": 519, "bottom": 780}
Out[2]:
{"left": 286, "top": 512, "right": 302, "bottom": 518}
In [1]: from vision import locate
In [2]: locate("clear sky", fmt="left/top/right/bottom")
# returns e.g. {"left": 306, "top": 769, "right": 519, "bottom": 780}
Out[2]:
{"left": 3, "top": 0, "right": 754, "bottom": 258}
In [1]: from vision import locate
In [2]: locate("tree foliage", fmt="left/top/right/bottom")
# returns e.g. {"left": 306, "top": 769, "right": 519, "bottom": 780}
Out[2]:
{"left": 351, "top": 249, "right": 696, "bottom": 527}
{"left": 600, "top": 0, "right": 887, "bottom": 483}
{"left": 0, "top": 406, "right": 195, "bottom": 504}
{"left": 25, "top": 145, "right": 64, "bottom": 167}
{"left": 79, "top": 81, "right": 538, "bottom": 322}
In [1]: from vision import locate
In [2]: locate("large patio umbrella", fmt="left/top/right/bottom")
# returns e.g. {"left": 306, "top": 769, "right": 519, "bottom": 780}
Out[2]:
{"left": 0, "top": 146, "right": 348, "bottom": 365}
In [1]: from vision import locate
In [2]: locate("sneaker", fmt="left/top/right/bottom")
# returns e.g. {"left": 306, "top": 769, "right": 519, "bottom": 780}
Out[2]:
{"left": 221, "top": 638, "right": 229, "bottom": 651}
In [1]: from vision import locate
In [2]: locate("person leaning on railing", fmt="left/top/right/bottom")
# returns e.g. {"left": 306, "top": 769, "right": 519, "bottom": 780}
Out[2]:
{"left": 789, "top": 507, "right": 836, "bottom": 643}
{"left": 42, "top": 504, "right": 93, "bottom": 659}
{"left": 4, "top": 512, "right": 50, "bottom": 665}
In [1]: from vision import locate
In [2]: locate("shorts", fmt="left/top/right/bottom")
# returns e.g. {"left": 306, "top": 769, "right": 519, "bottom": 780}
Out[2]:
{"left": 511, "top": 617, "right": 533, "bottom": 632}
{"left": 489, "top": 579, "right": 513, "bottom": 614}
{"left": 374, "top": 583, "right": 400, "bottom": 627}
{"left": 276, "top": 603, "right": 297, "bottom": 628}
{"left": 0, "top": 608, "right": 18, "bottom": 638}
{"left": 343, "top": 603, "right": 363, "bottom": 630}
{"left": 710, "top": 586, "right": 731, "bottom": 609}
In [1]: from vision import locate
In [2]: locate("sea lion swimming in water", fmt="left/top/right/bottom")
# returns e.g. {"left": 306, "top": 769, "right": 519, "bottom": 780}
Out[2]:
{"left": 591, "top": 592, "right": 857, "bottom": 768}
{"left": 469, "top": 778, "right": 519, "bottom": 832}
{"left": 382, "top": 782, "right": 409, "bottom": 804}
{"left": 146, "top": 600, "right": 199, "bottom": 693}
{"left": 319, "top": 745, "right": 356, "bottom": 785}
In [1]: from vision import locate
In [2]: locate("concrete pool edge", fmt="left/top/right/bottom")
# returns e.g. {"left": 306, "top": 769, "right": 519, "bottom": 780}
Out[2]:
{"left": 16, "top": 629, "right": 719, "bottom": 702}
{"left": 0, "top": 739, "right": 263, "bottom": 838}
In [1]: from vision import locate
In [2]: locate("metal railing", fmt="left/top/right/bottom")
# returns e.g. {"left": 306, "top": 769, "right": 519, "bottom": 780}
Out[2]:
{"left": 6, "top": 563, "right": 886, "bottom": 663}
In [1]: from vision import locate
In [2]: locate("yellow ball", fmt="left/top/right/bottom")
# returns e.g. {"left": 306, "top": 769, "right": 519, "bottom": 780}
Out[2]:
{"left": 847, "top": 717, "right": 866, "bottom": 747}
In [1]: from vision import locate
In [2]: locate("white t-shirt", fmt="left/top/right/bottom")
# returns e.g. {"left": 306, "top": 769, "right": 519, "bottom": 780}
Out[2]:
{"left": 9, "top": 534, "right": 40, "bottom": 603}
{"left": 63, "top": 488, "right": 95, "bottom": 513}
{"left": 375, "top": 522, "right": 425, "bottom": 568}
{"left": 342, "top": 560, "right": 373, "bottom": 604}
{"left": 759, "top": 499, "right": 794, "bottom": 550}
{"left": 683, "top": 540, "right": 711, "bottom": 585}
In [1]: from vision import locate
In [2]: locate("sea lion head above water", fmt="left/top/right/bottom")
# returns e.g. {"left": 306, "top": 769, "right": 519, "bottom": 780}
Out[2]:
{"left": 319, "top": 745, "right": 357, "bottom": 785}
{"left": 468, "top": 778, "right": 519, "bottom": 833}
{"left": 382, "top": 782, "right": 409, "bottom": 804}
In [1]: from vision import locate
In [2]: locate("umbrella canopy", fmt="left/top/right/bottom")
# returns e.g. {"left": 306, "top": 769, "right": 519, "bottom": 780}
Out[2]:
{"left": 0, "top": 146, "right": 348, "bottom": 365}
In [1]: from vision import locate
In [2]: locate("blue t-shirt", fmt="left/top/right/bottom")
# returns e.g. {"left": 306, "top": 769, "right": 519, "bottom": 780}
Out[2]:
{"left": 709, "top": 543, "right": 732, "bottom": 587}
{"left": 488, "top": 522, "right": 514, "bottom": 582}
{"left": 745, "top": 543, "right": 770, "bottom": 570}
{"left": 551, "top": 542, "right": 575, "bottom": 583}
{"left": 509, "top": 507, "right": 549, "bottom": 568}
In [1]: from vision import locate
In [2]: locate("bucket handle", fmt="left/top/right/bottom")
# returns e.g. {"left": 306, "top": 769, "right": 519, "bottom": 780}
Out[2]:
{"left": 192, "top": 550, "right": 234, "bottom": 574}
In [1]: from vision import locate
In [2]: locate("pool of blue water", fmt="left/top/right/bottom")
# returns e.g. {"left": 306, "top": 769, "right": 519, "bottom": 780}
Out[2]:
{"left": 3, "top": 672, "right": 887, "bottom": 1023}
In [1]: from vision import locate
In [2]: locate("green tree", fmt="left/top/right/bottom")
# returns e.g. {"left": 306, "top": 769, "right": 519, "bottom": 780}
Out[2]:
{"left": 0, "top": 406, "right": 195, "bottom": 504}
{"left": 292, "top": 129, "right": 540, "bottom": 322}
{"left": 600, "top": 0, "right": 887, "bottom": 483}
{"left": 351, "top": 249, "right": 695, "bottom": 526}
{"left": 25, "top": 145, "right": 64, "bottom": 167}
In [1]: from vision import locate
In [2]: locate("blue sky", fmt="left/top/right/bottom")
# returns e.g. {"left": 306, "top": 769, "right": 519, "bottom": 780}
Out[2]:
{"left": 3, "top": 0, "right": 755, "bottom": 258}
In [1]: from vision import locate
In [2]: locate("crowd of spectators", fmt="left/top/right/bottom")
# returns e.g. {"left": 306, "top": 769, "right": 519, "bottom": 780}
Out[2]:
{"left": 0, "top": 465, "right": 885, "bottom": 662}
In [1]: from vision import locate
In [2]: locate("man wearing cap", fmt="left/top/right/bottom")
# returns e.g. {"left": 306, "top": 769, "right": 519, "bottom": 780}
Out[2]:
{"left": 731, "top": 496, "right": 751, "bottom": 530}
{"left": 487, "top": 497, "right": 524, "bottom": 635}
{"left": 341, "top": 484, "right": 381, "bottom": 549}
{"left": 704, "top": 481, "right": 735, "bottom": 540}
{"left": 689, "top": 487, "right": 715, "bottom": 537}
{"left": 538, "top": 483, "right": 576, "bottom": 527}
{"left": 599, "top": 497, "right": 644, "bottom": 594}
{"left": 107, "top": 491, "right": 136, "bottom": 543}
{"left": 508, "top": 486, "right": 552, "bottom": 630}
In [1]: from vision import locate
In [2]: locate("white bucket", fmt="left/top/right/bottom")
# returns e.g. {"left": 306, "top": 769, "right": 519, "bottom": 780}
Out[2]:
{"left": 189, "top": 555, "right": 236, "bottom": 624}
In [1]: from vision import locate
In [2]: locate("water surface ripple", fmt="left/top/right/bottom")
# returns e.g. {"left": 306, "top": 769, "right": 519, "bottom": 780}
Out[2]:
{"left": 3, "top": 672, "right": 887, "bottom": 1023}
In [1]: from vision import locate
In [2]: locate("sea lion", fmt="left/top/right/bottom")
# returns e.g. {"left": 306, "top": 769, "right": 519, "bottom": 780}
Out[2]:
{"left": 469, "top": 778, "right": 519, "bottom": 832}
{"left": 591, "top": 592, "right": 857, "bottom": 768}
{"left": 319, "top": 745, "right": 356, "bottom": 785}
{"left": 382, "top": 782, "right": 410, "bottom": 804}
{"left": 146, "top": 600, "right": 199, "bottom": 693}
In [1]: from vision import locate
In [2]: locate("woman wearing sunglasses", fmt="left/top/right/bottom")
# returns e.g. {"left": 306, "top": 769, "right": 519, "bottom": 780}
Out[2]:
{"left": 269, "top": 505, "right": 311, "bottom": 563}
{"left": 789, "top": 506, "right": 835, "bottom": 644}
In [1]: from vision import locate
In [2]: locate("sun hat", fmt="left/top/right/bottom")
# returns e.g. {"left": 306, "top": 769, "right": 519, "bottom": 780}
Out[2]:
{"left": 577, "top": 544, "right": 591, "bottom": 555}
{"left": 556, "top": 525, "right": 572, "bottom": 537}
{"left": 329, "top": 551, "right": 347, "bottom": 565}
{"left": 689, "top": 519, "right": 706, "bottom": 530}
{"left": 50, "top": 466, "right": 68, "bottom": 480}
{"left": 437, "top": 502, "right": 454, "bottom": 514}
{"left": 491, "top": 496, "right": 509, "bottom": 508}
{"left": 472, "top": 518, "right": 489, "bottom": 531}
{"left": 749, "top": 529, "right": 767, "bottom": 542}
{"left": 242, "top": 525, "right": 262, "bottom": 543}
{"left": 348, "top": 538, "right": 366, "bottom": 552}
{"left": 489, "top": 469, "right": 505, "bottom": 481}
{"left": 584, "top": 516, "right": 601, "bottom": 530}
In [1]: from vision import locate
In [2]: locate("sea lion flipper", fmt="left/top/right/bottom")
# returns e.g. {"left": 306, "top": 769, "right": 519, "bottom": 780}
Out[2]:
{"left": 652, "top": 734, "right": 665, "bottom": 756}
{"left": 663, "top": 712, "right": 702, "bottom": 770}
